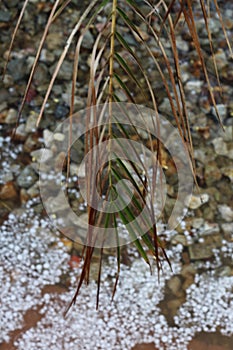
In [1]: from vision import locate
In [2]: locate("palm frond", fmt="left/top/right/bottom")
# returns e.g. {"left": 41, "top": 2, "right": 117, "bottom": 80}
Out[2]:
{"left": 5, "top": 0, "right": 231, "bottom": 310}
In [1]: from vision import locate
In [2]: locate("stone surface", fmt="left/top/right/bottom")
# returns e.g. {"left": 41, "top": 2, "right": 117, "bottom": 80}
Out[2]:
{"left": 188, "top": 233, "right": 222, "bottom": 260}
{"left": 185, "top": 193, "right": 209, "bottom": 210}
{"left": 0, "top": 181, "right": 18, "bottom": 200}
{"left": 218, "top": 205, "right": 233, "bottom": 222}
{"left": 16, "top": 166, "right": 38, "bottom": 189}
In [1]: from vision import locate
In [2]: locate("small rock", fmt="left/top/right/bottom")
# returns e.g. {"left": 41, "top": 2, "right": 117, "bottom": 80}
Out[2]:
{"left": 39, "top": 48, "right": 55, "bottom": 64}
{"left": 216, "top": 266, "right": 232, "bottom": 277}
{"left": 20, "top": 188, "right": 30, "bottom": 203}
{"left": 7, "top": 58, "right": 27, "bottom": 81}
{"left": 171, "top": 234, "right": 188, "bottom": 246}
{"left": 182, "top": 274, "right": 195, "bottom": 290}
{"left": 5, "top": 109, "right": 17, "bottom": 124}
{"left": 55, "top": 152, "right": 66, "bottom": 171}
{"left": 14, "top": 124, "right": 27, "bottom": 141}
{"left": 70, "top": 139, "right": 84, "bottom": 164}
{"left": 176, "top": 36, "right": 189, "bottom": 52}
{"left": 188, "top": 233, "right": 222, "bottom": 260}
{"left": 46, "top": 32, "right": 63, "bottom": 50}
{"left": 208, "top": 49, "right": 228, "bottom": 71}
{"left": 31, "top": 149, "right": 53, "bottom": 163}
{"left": 211, "top": 104, "right": 227, "bottom": 120}
{"left": 51, "top": 61, "right": 73, "bottom": 81}
{"left": 0, "top": 101, "right": 8, "bottom": 113}
{"left": 212, "top": 138, "right": 228, "bottom": 156}
{"left": 54, "top": 103, "right": 69, "bottom": 119}
{"left": 185, "top": 193, "right": 209, "bottom": 209}
{"left": 27, "top": 182, "right": 40, "bottom": 198}
{"left": 16, "top": 166, "right": 38, "bottom": 189}
{"left": 25, "top": 113, "right": 38, "bottom": 133}
{"left": 185, "top": 80, "right": 203, "bottom": 93}
{"left": 0, "top": 182, "right": 18, "bottom": 200}
{"left": 180, "top": 264, "right": 196, "bottom": 279}
{"left": 218, "top": 205, "right": 233, "bottom": 222}
{"left": 82, "top": 30, "right": 94, "bottom": 49}
{"left": 46, "top": 191, "right": 70, "bottom": 213}
{"left": 222, "top": 126, "right": 232, "bottom": 142}
{"left": 204, "top": 160, "right": 222, "bottom": 186}
{"left": 202, "top": 222, "right": 220, "bottom": 235}
{"left": 24, "top": 134, "right": 40, "bottom": 153}
{"left": 54, "top": 133, "right": 65, "bottom": 142}
{"left": 43, "top": 129, "right": 54, "bottom": 146}
{"left": 0, "top": 10, "right": 11, "bottom": 22}
{"left": 34, "top": 63, "right": 50, "bottom": 85}
{"left": 167, "top": 275, "right": 182, "bottom": 295}
{"left": 221, "top": 223, "right": 233, "bottom": 235}
{"left": 190, "top": 218, "right": 204, "bottom": 229}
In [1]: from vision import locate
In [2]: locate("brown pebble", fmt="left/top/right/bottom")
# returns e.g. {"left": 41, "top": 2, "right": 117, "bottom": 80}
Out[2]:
{"left": 0, "top": 182, "right": 18, "bottom": 200}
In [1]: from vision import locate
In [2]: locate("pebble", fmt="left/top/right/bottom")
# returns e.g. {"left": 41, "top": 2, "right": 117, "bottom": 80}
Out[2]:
{"left": 82, "top": 30, "right": 94, "bottom": 49}
{"left": 207, "top": 49, "right": 228, "bottom": 71}
{"left": 218, "top": 205, "right": 233, "bottom": 222}
{"left": 25, "top": 113, "right": 38, "bottom": 133}
{"left": 14, "top": 124, "right": 27, "bottom": 141}
{"left": 167, "top": 275, "right": 182, "bottom": 296}
{"left": 171, "top": 234, "right": 188, "bottom": 246}
{"left": 212, "top": 137, "right": 228, "bottom": 156}
{"left": 50, "top": 61, "right": 73, "bottom": 81}
{"left": 53, "top": 133, "right": 65, "bottom": 142}
{"left": 190, "top": 218, "right": 204, "bottom": 229}
{"left": 180, "top": 265, "right": 196, "bottom": 279}
{"left": 188, "top": 233, "right": 221, "bottom": 260}
{"left": 16, "top": 166, "right": 38, "bottom": 189}
{"left": 31, "top": 149, "right": 54, "bottom": 163}
{"left": 0, "top": 10, "right": 11, "bottom": 22}
{"left": 211, "top": 104, "right": 227, "bottom": 120}
{"left": 0, "top": 101, "right": 8, "bottom": 113}
{"left": 5, "top": 108, "right": 17, "bottom": 124}
{"left": 7, "top": 58, "right": 27, "bottom": 81}
{"left": 221, "top": 223, "right": 233, "bottom": 235}
{"left": 39, "top": 49, "right": 55, "bottom": 64}
{"left": 46, "top": 32, "right": 63, "bottom": 51}
{"left": 185, "top": 80, "right": 203, "bottom": 93}
{"left": 43, "top": 129, "right": 54, "bottom": 146}
{"left": 54, "top": 103, "right": 69, "bottom": 120}
{"left": 185, "top": 193, "right": 209, "bottom": 210}
{"left": 0, "top": 181, "right": 18, "bottom": 200}
{"left": 204, "top": 160, "right": 222, "bottom": 186}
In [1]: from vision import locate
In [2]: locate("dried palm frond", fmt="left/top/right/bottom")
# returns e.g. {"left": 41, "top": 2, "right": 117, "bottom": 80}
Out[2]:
{"left": 4, "top": 0, "right": 232, "bottom": 310}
